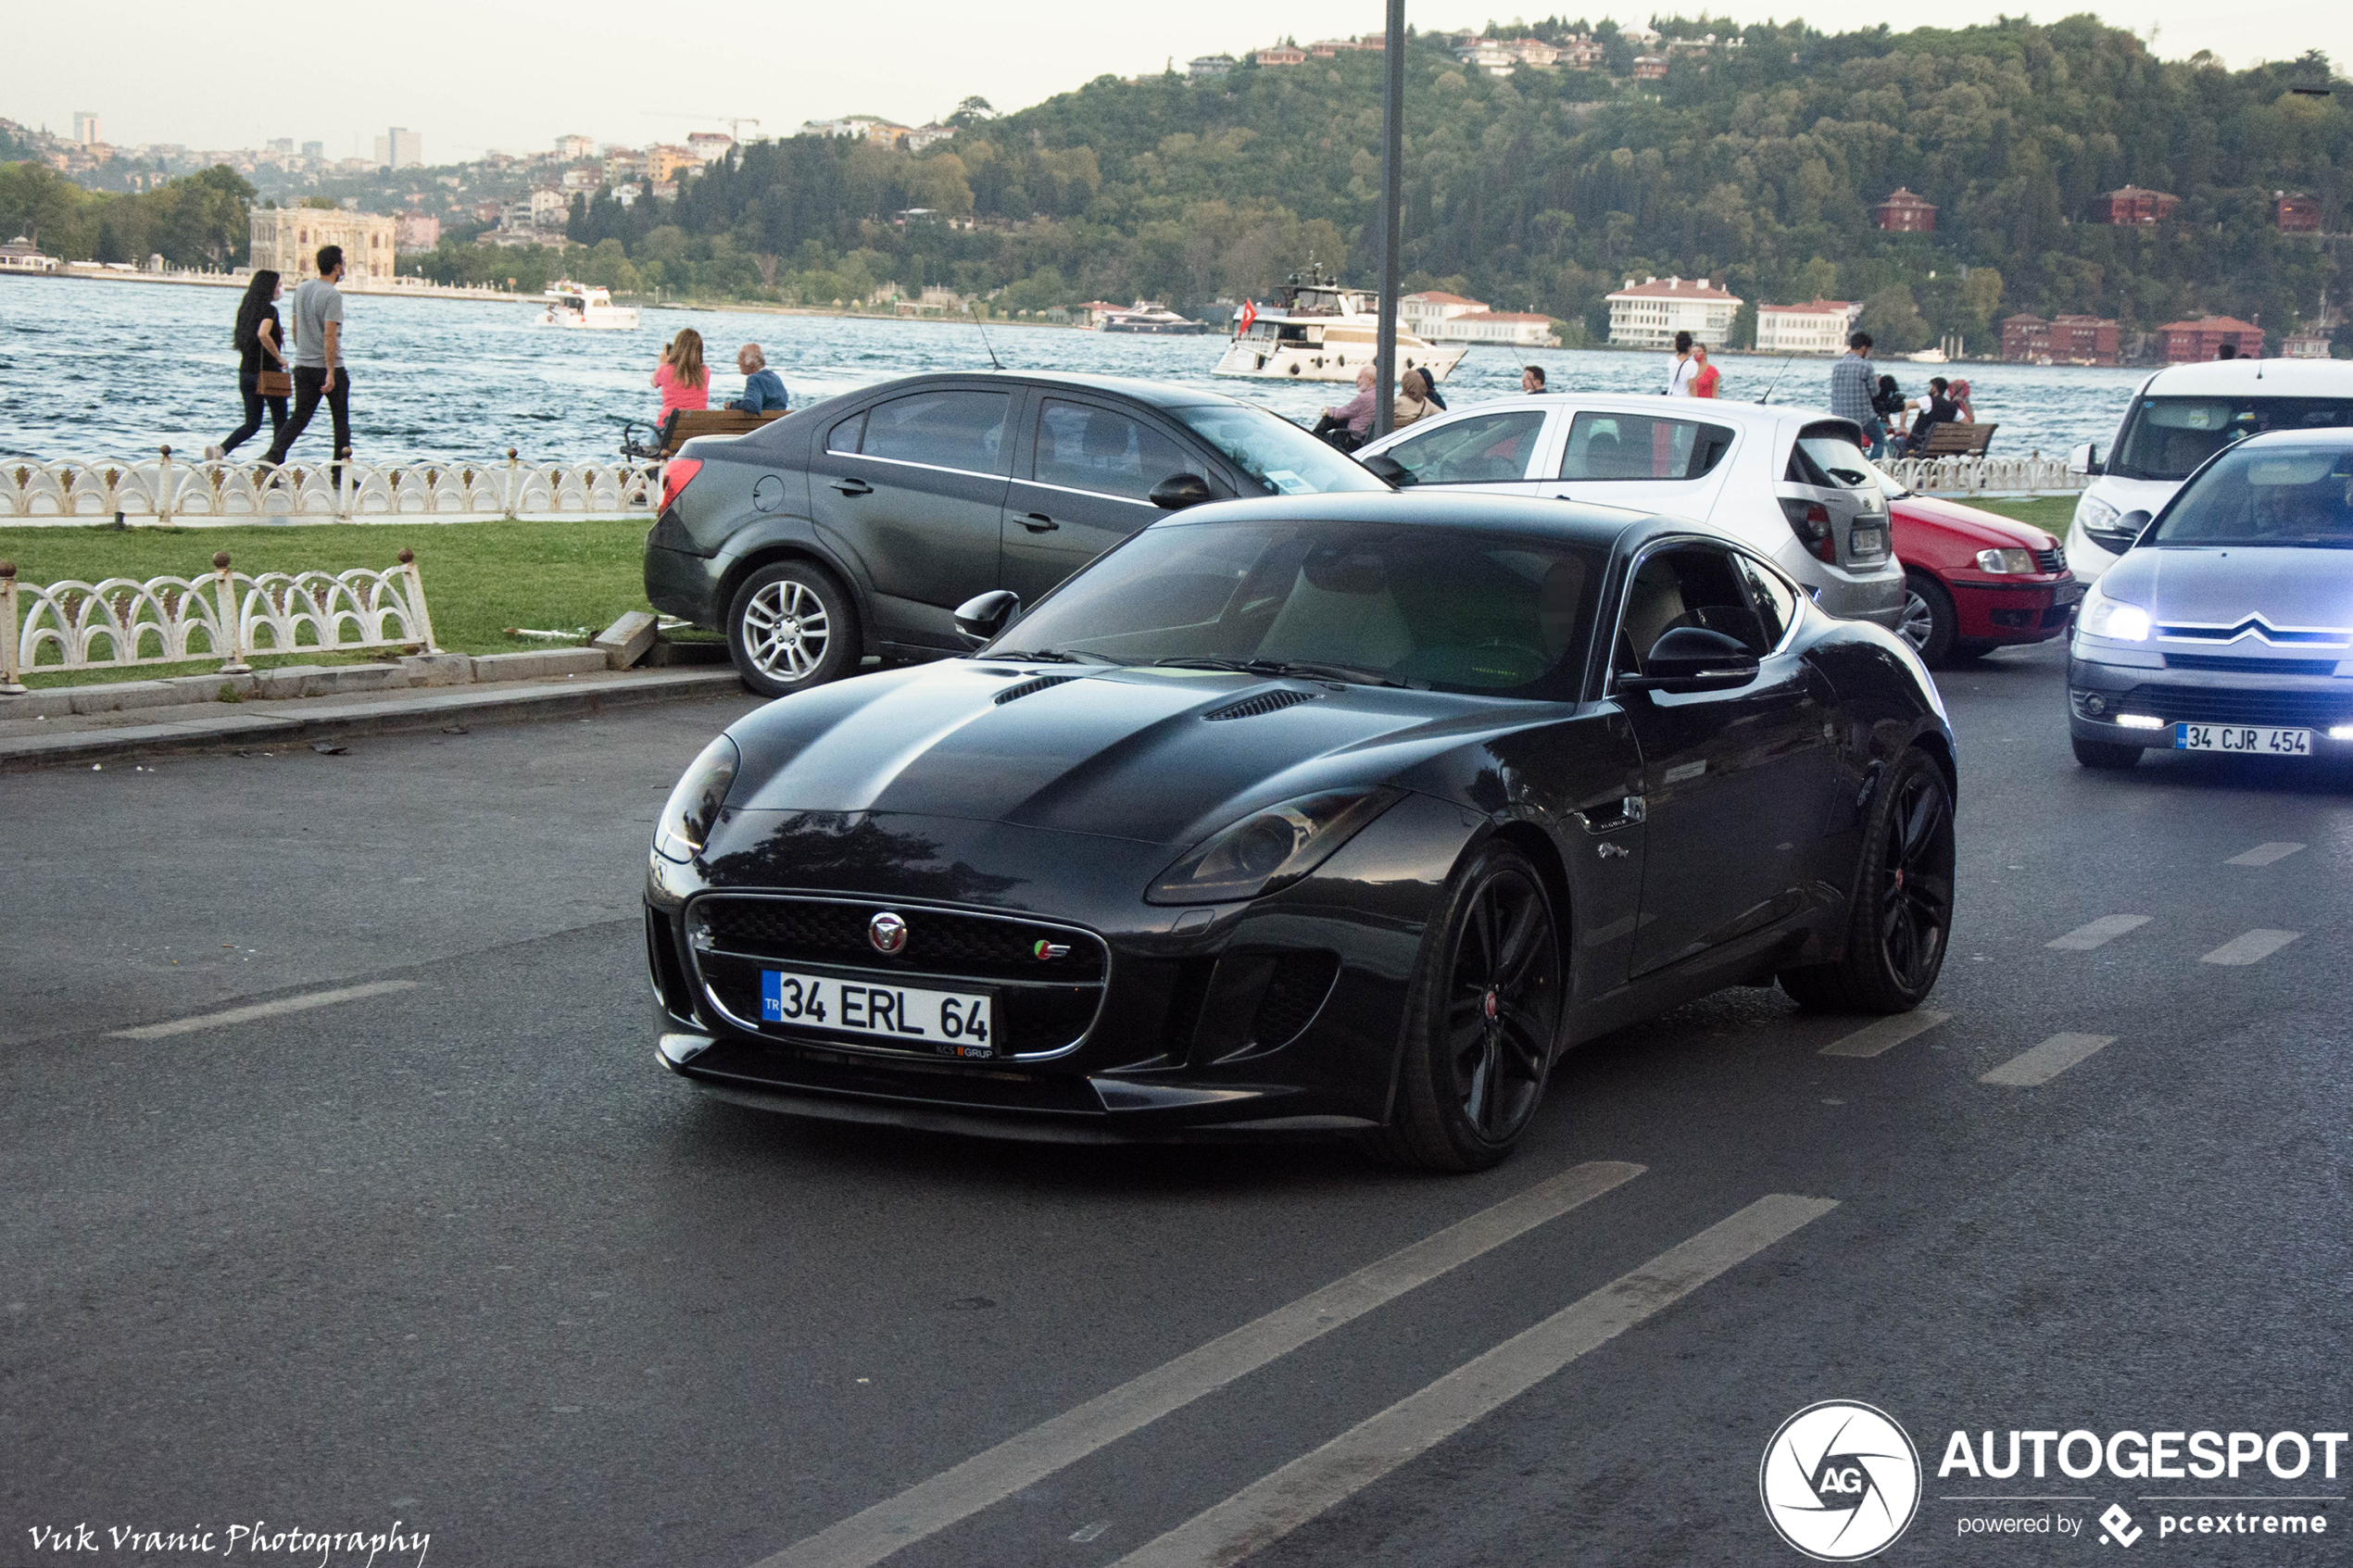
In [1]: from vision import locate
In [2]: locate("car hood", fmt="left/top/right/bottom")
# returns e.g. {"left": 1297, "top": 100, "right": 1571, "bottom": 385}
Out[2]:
{"left": 2100, "top": 546, "right": 2353, "bottom": 634}
{"left": 1890, "top": 494, "right": 2055, "bottom": 550}
{"left": 723, "top": 660, "right": 1534, "bottom": 847}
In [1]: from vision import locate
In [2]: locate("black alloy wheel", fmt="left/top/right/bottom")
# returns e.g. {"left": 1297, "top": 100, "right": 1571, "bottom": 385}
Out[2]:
{"left": 2071, "top": 734, "right": 2144, "bottom": 770}
{"left": 1897, "top": 570, "right": 1959, "bottom": 666}
{"left": 1779, "top": 747, "right": 1956, "bottom": 1013}
{"left": 1374, "top": 842, "right": 1564, "bottom": 1172}
{"left": 726, "top": 560, "right": 860, "bottom": 698}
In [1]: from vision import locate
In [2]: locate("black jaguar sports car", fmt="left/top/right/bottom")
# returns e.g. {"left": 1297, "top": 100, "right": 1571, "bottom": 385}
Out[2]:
{"left": 646, "top": 493, "right": 1957, "bottom": 1170}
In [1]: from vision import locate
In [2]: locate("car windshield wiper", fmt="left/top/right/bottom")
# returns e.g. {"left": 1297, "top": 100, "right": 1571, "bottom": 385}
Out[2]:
{"left": 988, "top": 647, "right": 1119, "bottom": 664}
{"left": 1151, "top": 656, "right": 1412, "bottom": 689}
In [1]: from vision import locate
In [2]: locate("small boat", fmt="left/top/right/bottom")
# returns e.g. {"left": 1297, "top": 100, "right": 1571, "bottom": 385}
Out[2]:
{"left": 1100, "top": 301, "right": 1210, "bottom": 335}
{"left": 535, "top": 282, "right": 641, "bottom": 330}
{"left": 1214, "top": 264, "right": 1466, "bottom": 383}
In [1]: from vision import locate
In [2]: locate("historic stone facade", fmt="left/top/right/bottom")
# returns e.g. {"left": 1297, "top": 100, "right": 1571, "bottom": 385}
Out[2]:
{"left": 248, "top": 208, "right": 398, "bottom": 282}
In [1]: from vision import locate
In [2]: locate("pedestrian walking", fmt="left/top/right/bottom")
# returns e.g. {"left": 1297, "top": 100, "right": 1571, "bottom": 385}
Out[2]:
{"left": 726, "top": 344, "right": 788, "bottom": 413}
{"left": 1520, "top": 365, "right": 1547, "bottom": 395}
{"left": 1828, "top": 332, "right": 1882, "bottom": 457}
{"left": 1666, "top": 332, "right": 1699, "bottom": 396}
{"left": 1311, "top": 366, "right": 1379, "bottom": 450}
{"left": 651, "top": 330, "right": 710, "bottom": 426}
{"left": 1691, "top": 342, "right": 1721, "bottom": 399}
{"left": 260, "top": 246, "right": 354, "bottom": 471}
{"left": 208, "top": 269, "right": 289, "bottom": 460}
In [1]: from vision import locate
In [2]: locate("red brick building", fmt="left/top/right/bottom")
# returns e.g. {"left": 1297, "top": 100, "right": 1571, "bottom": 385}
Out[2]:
{"left": 2095, "top": 185, "right": 2181, "bottom": 225}
{"left": 2275, "top": 192, "right": 2322, "bottom": 233}
{"left": 1871, "top": 188, "right": 1937, "bottom": 232}
{"left": 2001, "top": 313, "right": 2120, "bottom": 365}
{"left": 2162, "top": 317, "right": 2264, "bottom": 362}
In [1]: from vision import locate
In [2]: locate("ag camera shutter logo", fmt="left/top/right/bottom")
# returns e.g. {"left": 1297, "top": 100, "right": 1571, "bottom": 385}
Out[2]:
{"left": 1760, "top": 1400, "right": 1922, "bottom": 1561}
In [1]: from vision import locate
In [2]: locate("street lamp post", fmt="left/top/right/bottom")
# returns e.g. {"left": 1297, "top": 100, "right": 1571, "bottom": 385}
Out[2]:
{"left": 1372, "top": 0, "right": 1408, "bottom": 439}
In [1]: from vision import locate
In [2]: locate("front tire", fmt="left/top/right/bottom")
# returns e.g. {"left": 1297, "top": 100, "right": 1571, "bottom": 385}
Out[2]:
{"left": 1778, "top": 747, "right": 1955, "bottom": 1014}
{"left": 1373, "top": 842, "right": 1564, "bottom": 1173}
{"left": 2071, "top": 734, "right": 2143, "bottom": 770}
{"left": 1897, "top": 571, "right": 1958, "bottom": 666}
{"left": 727, "top": 561, "right": 859, "bottom": 697}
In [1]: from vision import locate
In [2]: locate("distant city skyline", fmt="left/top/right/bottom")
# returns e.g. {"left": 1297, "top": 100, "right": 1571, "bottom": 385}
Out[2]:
{"left": 19, "top": 0, "right": 2346, "bottom": 164}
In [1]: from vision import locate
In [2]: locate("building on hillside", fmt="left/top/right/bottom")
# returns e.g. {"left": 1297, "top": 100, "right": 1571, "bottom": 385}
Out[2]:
{"left": 2282, "top": 330, "right": 2332, "bottom": 359}
{"left": 302, "top": 141, "right": 325, "bottom": 159}
{"left": 2095, "top": 185, "right": 2179, "bottom": 225}
{"left": 394, "top": 213, "right": 440, "bottom": 252}
{"left": 1307, "top": 35, "right": 1382, "bottom": 55}
{"left": 1755, "top": 298, "right": 1861, "bottom": 355}
{"left": 472, "top": 199, "right": 505, "bottom": 225}
{"left": 73, "top": 112, "right": 101, "bottom": 144}
{"left": 1606, "top": 275, "right": 1742, "bottom": 349}
{"left": 1996, "top": 312, "right": 2120, "bottom": 365}
{"left": 1401, "top": 291, "right": 1489, "bottom": 337}
{"left": 387, "top": 128, "right": 422, "bottom": 169}
{"left": 1631, "top": 54, "right": 1669, "bottom": 80}
{"left": 1439, "top": 310, "right": 1560, "bottom": 347}
{"left": 686, "top": 132, "right": 734, "bottom": 164}
{"left": 1189, "top": 55, "right": 1236, "bottom": 79}
{"left": 2275, "top": 192, "right": 2321, "bottom": 233}
{"left": 2161, "top": 316, "right": 2264, "bottom": 361}
{"left": 905, "top": 123, "right": 955, "bottom": 152}
{"left": 602, "top": 147, "right": 645, "bottom": 182}
{"left": 560, "top": 165, "right": 600, "bottom": 193}
{"left": 1556, "top": 36, "right": 1604, "bottom": 68}
{"left": 1871, "top": 188, "right": 1937, "bottom": 232}
{"left": 1455, "top": 41, "right": 1522, "bottom": 75}
{"left": 646, "top": 144, "right": 698, "bottom": 182}
{"left": 556, "top": 134, "right": 594, "bottom": 159}
{"left": 1255, "top": 44, "right": 1306, "bottom": 65}
{"left": 249, "top": 208, "right": 398, "bottom": 282}
{"left": 528, "top": 187, "right": 570, "bottom": 228}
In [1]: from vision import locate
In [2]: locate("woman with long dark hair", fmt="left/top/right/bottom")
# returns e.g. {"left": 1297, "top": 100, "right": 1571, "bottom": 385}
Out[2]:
{"left": 208, "top": 270, "right": 288, "bottom": 459}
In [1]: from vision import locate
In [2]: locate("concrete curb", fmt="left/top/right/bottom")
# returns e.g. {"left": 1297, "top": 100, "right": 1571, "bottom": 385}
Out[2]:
{"left": 0, "top": 668, "right": 749, "bottom": 771}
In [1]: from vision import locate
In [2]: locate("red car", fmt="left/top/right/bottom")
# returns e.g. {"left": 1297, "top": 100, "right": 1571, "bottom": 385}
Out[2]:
{"left": 1882, "top": 477, "right": 2082, "bottom": 665}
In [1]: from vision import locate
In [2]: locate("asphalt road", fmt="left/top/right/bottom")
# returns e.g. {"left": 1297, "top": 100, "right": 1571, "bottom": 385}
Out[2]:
{"left": 5, "top": 646, "right": 2349, "bottom": 1568}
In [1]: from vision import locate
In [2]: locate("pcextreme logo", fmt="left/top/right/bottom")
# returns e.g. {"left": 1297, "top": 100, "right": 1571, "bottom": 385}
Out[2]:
{"left": 1760, "top": 1400, "right": 1925, "bottom": 1562}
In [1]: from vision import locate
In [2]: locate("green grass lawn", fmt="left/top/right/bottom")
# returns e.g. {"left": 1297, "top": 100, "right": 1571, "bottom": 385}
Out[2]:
{"left": 1963, "top": 496, "right": 2078, "bottom": 534}
{"left": 1, "top": 518, "right": 656, "bottom": 689}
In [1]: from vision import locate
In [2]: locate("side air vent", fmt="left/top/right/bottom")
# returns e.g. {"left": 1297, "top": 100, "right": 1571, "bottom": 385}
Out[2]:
{"left": 995, "top": 674, "right": 1080, "bottom": 706}
{"left": 1203, "top": 688, "right": 1320, "bottom": 721}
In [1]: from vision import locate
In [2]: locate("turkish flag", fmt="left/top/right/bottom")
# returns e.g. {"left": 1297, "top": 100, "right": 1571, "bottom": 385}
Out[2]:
{"left": 1237, "top": 300, "right": 1257, "bottom": 334}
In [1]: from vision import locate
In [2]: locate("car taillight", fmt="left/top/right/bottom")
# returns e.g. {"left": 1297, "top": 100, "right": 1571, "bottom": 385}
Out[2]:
{"left": 661, "top": 458, "right": 703, "bottom": 514}
{"left": 1780, "top": 497, "right": 1837, "bottom": 562}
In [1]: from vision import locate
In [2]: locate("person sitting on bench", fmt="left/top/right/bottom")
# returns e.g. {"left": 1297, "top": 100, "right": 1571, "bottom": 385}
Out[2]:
{"left": 728, "top": 344, "right": 789, "bottom": 414}
{"left": 1903, "top": 377, "right": 1957, "bottom": 457}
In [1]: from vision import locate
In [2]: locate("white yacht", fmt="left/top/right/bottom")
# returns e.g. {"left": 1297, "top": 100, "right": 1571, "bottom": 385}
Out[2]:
{"left": 1214, "top": 265, "right": 1467, "bottom": 383}
{"left": 535, "top": 282, "right": 641, "bottom": 330}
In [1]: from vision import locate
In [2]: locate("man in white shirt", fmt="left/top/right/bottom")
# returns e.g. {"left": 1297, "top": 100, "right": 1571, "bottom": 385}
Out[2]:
{"left": 1665, "top": 331, "right": 1698, "bottom": 396}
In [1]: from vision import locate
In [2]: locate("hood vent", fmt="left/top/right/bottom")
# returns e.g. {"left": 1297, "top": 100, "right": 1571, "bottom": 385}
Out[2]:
{"left": 994, "top": 674, "right": 1081, "bottom": 706}
{"left": 1203, "top": 688, "right": 1321, "bottom": 721}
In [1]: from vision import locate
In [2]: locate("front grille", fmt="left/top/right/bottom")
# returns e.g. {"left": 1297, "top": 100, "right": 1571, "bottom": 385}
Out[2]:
{"left": 1251, "top": 953, "right": 1340, "bottom": 1049}
{"left": 1204, "top": 689, "right": 1320, "bottom": 721}
{"left": 2164, "top": 654, "right": 2343, "bottom": 677}
{"left": 2119, "top": 684, "right": 2353, "bottom": 729}
{"left": 2034, "top": 546, "right": 2066, "bottom": 572}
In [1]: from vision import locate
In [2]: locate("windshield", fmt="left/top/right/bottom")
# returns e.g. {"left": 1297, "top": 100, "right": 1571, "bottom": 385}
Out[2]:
{"left": 2110, "top": 395, "right": 2353, "bottom": 481}
{"left": 1166, "top": 404, "right": 1387, "bottom": 497}
{"left": 2149, "top": 443, "right": 2353, "bottom": 547}
{"left": 986, "top": 519, "right": 1608, "bottom": 698}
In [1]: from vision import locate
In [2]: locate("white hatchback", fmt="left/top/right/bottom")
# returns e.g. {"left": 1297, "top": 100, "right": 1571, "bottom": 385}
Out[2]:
{"left": 1357, "top": 394, "right": 1906, "bottom": 626}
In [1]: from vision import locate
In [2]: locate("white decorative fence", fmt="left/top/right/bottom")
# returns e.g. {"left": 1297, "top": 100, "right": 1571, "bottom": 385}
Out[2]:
{"left": 0, "top": 448, "right": 660, "bottom": 525}
{"left": 1881, "top": 453, "right": 2084, "bottom": 496}
{"left": 0, "top": 550, "right": 436, "bottom": 693}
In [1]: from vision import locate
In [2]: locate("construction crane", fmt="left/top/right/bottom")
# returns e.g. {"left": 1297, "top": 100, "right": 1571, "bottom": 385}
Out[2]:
{"left": 644, "top": 113, "right": 763, "bottom": 142}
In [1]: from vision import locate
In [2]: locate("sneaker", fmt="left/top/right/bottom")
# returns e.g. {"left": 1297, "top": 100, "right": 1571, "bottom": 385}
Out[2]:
{"left": 204, "top": 444, "right": 225, "bottom": 460}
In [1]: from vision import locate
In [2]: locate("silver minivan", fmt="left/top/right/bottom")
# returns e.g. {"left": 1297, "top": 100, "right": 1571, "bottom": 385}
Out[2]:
{"left": 1358, "top": 395, "right": 1905, "bottom": 626}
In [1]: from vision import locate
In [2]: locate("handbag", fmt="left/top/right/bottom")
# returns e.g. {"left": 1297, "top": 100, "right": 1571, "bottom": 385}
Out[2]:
{"left": 256, "top": 363, "right": 293, "bottom": 397}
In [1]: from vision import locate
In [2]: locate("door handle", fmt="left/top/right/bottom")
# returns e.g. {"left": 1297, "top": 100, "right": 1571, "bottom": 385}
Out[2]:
{"left": 1573, "top": 796, "right": 1646, "bottom": 834}
{"left": 829, "top": 478, "right": 873, "bottom": 496}
{"left": 1020, "top": 513, "right": 1059, "bottom": 533}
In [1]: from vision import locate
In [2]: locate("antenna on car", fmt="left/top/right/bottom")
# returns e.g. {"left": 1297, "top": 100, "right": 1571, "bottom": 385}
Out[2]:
{"left": 970, "top": 305, "right": 1005, "bottom": 371}
{"left": 1755, "top": 355, "right": 1795, "bottom": 405}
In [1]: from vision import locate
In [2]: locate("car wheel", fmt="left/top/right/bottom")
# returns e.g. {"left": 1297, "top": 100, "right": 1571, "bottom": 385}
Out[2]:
{"left": 1372, "top": 842, "right": 1564, "bottom": 1173}
{"left": 2070, "top": 734, "right": 2143, "bottom": 770}
{"left": 1897, "top": 571, "right": 1958, "bottom": 666}
{"left": 727, "top": 561, "right": 859, "bottom": 697}
{"left": 1778, "top": 747, "right": 1955, "bottom": 1014}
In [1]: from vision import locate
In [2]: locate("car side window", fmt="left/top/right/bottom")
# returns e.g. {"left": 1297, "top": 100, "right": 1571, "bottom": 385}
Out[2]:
{"left": 1735, "top": 556, "right": 1798, "bottom": 648}
{"left": 1033, "top": 398, "right": 1202, "bottom": 503}
{"left": 1562, "top": 413, "right": 1734, "bottom": 482}
{"left": 1614, "top": 544, "right": 1768, "bottom": 679}
{"left": 1381, "top": 409, "right": 1548, "bottom": 484}
{"left": 855, "top": 390, "right": 1012, "bottom": 475}
{"left": 825, "top": 410, "right": 865, "bottom": 455}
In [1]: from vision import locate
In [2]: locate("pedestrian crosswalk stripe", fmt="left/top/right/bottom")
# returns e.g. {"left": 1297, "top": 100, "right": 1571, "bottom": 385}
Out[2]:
{"left": 1981, "top": 1033, "right": 2116, "bottom": 1086}
{"left": 2046, "top": 914, "right": 2151, "bottom": 950}
{"left": 1820, "top": 1010, "right": 1949, "bottom": 1058}
{"left": 2224, "top": 842, "right": 2305, "bottom": 867}
{"left": 2199, "top": 929, "right": 2302, "bottom": 966}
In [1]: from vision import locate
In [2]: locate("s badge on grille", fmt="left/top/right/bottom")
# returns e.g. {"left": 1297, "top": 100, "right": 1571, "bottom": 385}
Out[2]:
{"left": 1032, "top": 939, "right": 1071, "bottom": 960}
{"left": 868, "top": 911, "right": 909, "bottom": 955}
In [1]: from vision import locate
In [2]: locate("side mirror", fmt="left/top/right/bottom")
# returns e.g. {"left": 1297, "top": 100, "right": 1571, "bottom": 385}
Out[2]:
{"left": 2121, "top": 509, "right": 2155, "bottom": 548}
{"left": 1148, "top": 472, "right": 1214, "bottom": 510}
{"left": 1620, "top": 626, "right": 1760, "bottom": 694}
{"left": 2067, "top": 441, "right": 2104, "bottom": 477}
{"left": 1360, "top": 452, "right": 1416, "bottom": 488}
{"left": 953, "top": 589, "right": 1020, "bottom": 646}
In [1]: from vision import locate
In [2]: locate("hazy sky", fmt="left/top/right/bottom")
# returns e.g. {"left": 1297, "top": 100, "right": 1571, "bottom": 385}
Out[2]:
{"left": 19, "top": 0, "right": 2345, "bottom": 162}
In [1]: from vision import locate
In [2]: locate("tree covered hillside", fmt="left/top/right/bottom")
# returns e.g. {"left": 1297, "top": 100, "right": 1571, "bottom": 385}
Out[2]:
{"left": 554, "top": 18, "right": 2344, "bottom": 345}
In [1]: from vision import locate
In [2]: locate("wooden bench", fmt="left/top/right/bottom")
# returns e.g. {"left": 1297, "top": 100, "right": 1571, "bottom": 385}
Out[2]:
{"left": 1913, "top": 420, "right": 1996, "bottom": 458}
{"left": 620, "top": 408, "right": 786, "bottom": 461}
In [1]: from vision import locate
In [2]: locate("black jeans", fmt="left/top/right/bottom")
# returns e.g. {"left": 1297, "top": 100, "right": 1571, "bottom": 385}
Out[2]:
{"left": 264, "top": 366, "right": 351, "bottom": 466}
{"left": 220, "top": 370, "right": 287, "bottom": 456}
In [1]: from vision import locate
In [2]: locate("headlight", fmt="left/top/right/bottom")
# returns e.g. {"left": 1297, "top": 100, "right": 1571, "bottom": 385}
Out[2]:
{"left": 2080, "top": 585, "right": 2151, "bottom": 642}
{"left": 654, "top": 734, "right": 741, "bottom": 862}
{"left": 1146, "top": 787, "right": 1402, "bottom": 905}
{"left": 2076, "top": 495, "right": 2119, "bottom": 532}
{"left": 1974, "top": 547, "right": 2036, "bottom": 574}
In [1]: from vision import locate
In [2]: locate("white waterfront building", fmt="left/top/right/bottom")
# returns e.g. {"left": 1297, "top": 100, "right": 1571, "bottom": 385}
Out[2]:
{"left": 1755, "top": 298, "right": 1862, "bottom": 355}
{"left": 1401, "top": 291, "right": 1561, "bottom": 348}
{"left": 248, "top": 208, "right": 399, "bottom": 282}
{"left": 1605, "top": 275, "right": 1742, "bottom": 349}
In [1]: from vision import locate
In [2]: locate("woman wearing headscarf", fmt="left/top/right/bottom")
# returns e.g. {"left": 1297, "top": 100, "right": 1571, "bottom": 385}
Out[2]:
{"left": 1393, "top": 368, "right": 1436, "bottom": 428}
{"left": 208, "top": 270, "right": 288, "bottom": 459}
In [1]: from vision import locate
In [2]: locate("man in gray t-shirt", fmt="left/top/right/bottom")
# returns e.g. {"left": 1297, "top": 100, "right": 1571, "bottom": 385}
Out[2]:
{"left": 262, "top": 245, "right": 352, "bottom": 470}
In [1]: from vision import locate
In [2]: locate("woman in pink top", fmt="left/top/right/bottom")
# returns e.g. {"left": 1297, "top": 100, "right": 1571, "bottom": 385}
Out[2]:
{"left": 649, "top": 329, "right": 710, "bottom": 422}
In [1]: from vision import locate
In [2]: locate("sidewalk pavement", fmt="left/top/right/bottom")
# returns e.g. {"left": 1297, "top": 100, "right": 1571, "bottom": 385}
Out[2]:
{"left": 2, "top": 647, "right": 747, "bottom": 771}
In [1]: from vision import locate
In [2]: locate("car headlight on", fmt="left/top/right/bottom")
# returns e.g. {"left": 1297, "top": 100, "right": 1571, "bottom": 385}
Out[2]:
{"left": 2079, "top": 584, "right": 2151, "bottom": 642}
{"left": 1147, "top": 787, "right": 1403, "bottom": 905}
{"left": 1974, "top": 547, "right": 2036, "bottom": 574}
{"left": 654, "top": 734, "right": 741, "bottom": 863}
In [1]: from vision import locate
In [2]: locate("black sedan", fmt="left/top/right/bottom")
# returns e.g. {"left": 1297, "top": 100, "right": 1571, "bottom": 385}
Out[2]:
{"left": 645, "top": 494, "right": 1957, "bottom": 1170}
{"left": 643, "top": 371, "right": 1387, "bottom": 696}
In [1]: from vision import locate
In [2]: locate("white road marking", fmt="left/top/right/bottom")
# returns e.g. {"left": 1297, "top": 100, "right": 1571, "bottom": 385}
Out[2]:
{"left": 2199, "top": 930, "right": 2303, "bottom": 966}
{"left": 107, "top": 980, "right": 419, "bottom": 1039}
{"left": 1981, "top": 1033, "right": 2117, "bottom": 1086}
{"left": 751, "top": 1160, "right": 1646, "bottom": 1568}
{"left": 1069, "top": 1522, "right": 1112, "bottom": 1544}
{"left": 1819, "top": 1010, "right": 1949, "bottom": 1058}
{"left": 2225, "top": 842, "right": 2305, "bottom": 867}
{"left": 2046, "top": 915, "right": 2151, "bottom": 950}
{"left": 1104, "top": 1195, "right": 1840, "bottom": 1568}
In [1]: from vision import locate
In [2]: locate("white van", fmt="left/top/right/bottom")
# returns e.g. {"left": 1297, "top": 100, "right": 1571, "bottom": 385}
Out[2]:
{"left": 2065, "top": 358, "right": 2353, "bottom": 582}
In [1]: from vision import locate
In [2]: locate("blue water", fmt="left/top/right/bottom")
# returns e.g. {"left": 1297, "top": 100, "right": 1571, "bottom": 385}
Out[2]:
{"left": 0, "top": 273, "right": 2147, "bottom": 465}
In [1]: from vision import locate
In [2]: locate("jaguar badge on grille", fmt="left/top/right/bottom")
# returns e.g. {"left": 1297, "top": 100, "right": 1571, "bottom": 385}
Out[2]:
{"left": 867, "top": 911, "right": 909, "bottom": 954}
{"left": 1032, "top": 939, "right": 1071, "bottom": 960}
